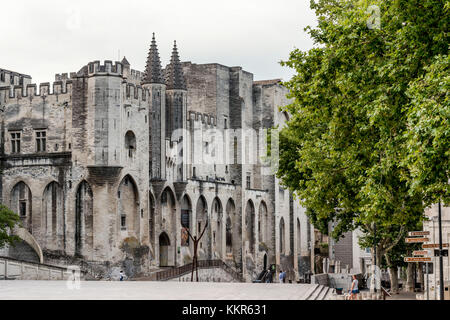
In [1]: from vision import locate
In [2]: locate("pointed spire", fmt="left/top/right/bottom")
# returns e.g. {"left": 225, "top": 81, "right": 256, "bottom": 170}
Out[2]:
{"left": 121, "top": 56, "right": 130, "bottom": 66}
{"left": 142, "top": 33, "right": 164, "bottom": 85}
{"left": 165, "top": 40, "right": 186, "bottom": 90}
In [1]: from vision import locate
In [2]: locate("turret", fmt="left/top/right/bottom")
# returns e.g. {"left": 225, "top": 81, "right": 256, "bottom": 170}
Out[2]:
{"left": 142, "top": 33, "right": 166, "bottom": 180}
{"left": 165, "top": 41, "right": 188, "bottom": 181}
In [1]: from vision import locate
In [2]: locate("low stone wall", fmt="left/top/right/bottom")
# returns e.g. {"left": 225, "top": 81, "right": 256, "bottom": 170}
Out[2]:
{"left": 0, "top": 256, "right": 85, "bottom": 280}
{"left": 311, "top": 273, "right": 329, "bottom": 286}
{"left": 311, "top": 272, "right": 362, "bottom": 290}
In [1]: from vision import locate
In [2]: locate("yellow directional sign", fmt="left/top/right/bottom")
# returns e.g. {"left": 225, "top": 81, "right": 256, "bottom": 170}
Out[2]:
{"left": 422, "top": 243, "right": 449, "bottom": 249}
{"left": 405, "top": 237, "right": 429, "bottom": 243}
{"left": 408, "top": 231, "right": 430, "bottom": 236}
{"left": 405, "top": 257, "right": 432, "bottom": 262}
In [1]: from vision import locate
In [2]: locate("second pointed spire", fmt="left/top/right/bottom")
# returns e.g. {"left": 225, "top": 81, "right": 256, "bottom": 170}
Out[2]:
{"left": 142, "top": 33, "right": 164, "bottom": 85}
{"left": 165, "top": 40, "right": 186, "bottom": 90}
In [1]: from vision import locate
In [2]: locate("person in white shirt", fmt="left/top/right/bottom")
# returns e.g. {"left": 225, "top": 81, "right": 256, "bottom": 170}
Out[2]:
{"left": 350, "top": 275, "right": 359, "bottom": 300}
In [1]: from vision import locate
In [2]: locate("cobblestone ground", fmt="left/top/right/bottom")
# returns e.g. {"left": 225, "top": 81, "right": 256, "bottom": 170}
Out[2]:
{"left": 0, "top": 281, "right": 317, "bottom": 300}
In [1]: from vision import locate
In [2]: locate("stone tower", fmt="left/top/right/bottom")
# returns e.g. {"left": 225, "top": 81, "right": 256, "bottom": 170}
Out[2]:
{"left": 165, "top": 41, "right": 187, "bottom": 181}
{"left": 142, "top": 33, "right": 166, "bottom": 180}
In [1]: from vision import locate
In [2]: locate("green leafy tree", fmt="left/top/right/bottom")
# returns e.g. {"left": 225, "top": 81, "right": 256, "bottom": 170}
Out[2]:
{"left": 405, "top": 54, "right": 449, "bottom": 206}
{"left": 277, "top": 0, "right": 448, "bottom": 267}
{"left": 0, "top": 204, "right": 21, "bottom": 248}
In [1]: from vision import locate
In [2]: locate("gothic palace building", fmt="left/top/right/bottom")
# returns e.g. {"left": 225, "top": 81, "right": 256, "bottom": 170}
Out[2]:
{"left": 0, "top": 35, "right": 314, "bottom": 281}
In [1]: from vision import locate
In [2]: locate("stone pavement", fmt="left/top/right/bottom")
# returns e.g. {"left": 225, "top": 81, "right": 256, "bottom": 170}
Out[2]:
{"left": 385, "top": 291, "right": 417, "bottom": 300}
{"left": 0, "top": 281, "right": 321, "bottom": 300}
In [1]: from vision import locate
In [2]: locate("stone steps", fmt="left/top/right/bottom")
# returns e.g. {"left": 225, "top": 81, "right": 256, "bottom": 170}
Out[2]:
{"left": 303, "top": 284, "right": 320, "bottom": 300}
{"left": 315, "top": 285, "right": 328, "bottom": 300}
{"left": 304, "top": 284, "right": 333, "bottom": 300}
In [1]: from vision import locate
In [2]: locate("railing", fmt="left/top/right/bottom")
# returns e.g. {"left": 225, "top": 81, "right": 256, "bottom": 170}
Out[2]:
{"left": 143, "top": 260, "right": 244, "bottom": 282}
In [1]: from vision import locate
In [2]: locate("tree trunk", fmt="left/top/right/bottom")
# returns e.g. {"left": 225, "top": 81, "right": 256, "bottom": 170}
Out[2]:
{"left": 385, "top": 254, "right": 399, "bottom": 294}
{"left": 405, "top": 263, "right": 415, "bottom": 292}
{"left": 417, "top": 262, "right": 424, "bottom": 292}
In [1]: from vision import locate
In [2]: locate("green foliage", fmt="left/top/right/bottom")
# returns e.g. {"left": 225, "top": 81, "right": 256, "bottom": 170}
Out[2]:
{"left": 405, "top": 54, "right": 450, "bottom": 206}
{"left": 0, "top": 203, "right": 21, "bottom": 248}
{"left": 277, "top": 0, "right": 448, "bottom": 255}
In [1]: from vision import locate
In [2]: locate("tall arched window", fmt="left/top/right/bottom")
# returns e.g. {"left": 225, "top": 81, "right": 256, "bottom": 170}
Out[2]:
{"left": 125, "top": 131, "right": 136, "bottom": 158}
{"left": 245, "top": 200, "right": 255, "bottom": 255}
{"left": 279, "top": 217, "right": 285, "bottom": 255}
{"left": 181, "top": 195, "right": 192, "bottom": 246}
{"left": 10, "top": 182, "right": 32, "bottom": 233}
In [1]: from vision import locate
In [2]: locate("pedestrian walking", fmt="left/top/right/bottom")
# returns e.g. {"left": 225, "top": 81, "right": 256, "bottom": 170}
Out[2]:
{"left": 279, "top": 270, "right": 286, "bottom": 283}
{"left": 119, "top": 270, "right": 124, "bottom": 281}
{"left": 349, "top": 275, "right": 359, "bottom": 300}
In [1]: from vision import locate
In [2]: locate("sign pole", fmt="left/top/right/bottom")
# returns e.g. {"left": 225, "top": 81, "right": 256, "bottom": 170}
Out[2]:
{"left": 438, "top": 200, "right": 444, "bottom": 300}
{"left": 426, "top": 262, "right": 429, "bottom": 300}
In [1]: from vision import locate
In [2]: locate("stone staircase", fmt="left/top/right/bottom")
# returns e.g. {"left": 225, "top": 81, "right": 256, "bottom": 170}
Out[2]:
{"left": 304, "top": 284, "right": 333, "bottom": 300}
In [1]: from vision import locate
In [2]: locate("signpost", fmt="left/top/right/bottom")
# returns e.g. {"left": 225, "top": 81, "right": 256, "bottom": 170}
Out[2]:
{"left": 405, "top": 237, "right": 430, "bottom": 243}
{"left": 423, "top": 243, "right": 449, "bottom": 249}
{"left": 413, "top": 250, "right": 428, "bottom": 256}
{"left": 404, "top": 257, "right": 432, "bottom": 262}
{"left": 408, "top": 231, "right": 430, "bottom": 236}
{"left": 405, "top": 233, "right": 430, "bottom": 298}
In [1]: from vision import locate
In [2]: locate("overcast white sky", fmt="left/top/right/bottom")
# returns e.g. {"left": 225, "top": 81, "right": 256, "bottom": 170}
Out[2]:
{"left": 1, "top": 0, "right": 317, "bottom": 85}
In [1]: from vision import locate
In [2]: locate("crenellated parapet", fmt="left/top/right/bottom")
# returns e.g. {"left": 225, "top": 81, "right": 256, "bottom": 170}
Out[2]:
{"left": 123, "top": 82, "right": 152, "bottom": 105}
{"left": 188, "top": 111, "right": 217, "bottom": 127}
{"left": 129, "top": 69, "right": 144, "bottom": 83}
{"left": 86, "top": 60, "right": 124, "bottom": 77}
{"left": 0, "top": 80, "right": 73, "bottom": 103}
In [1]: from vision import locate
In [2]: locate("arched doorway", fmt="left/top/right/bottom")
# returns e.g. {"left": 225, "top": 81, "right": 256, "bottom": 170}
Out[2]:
{"left": 10, "top": 182, "right": 32, "bottom": 234}
{"left": 159, "top": 232, "right": 170, "bottom": 267}
{"left": 225, "top": 198, "right": 240, "bottom": 262}
{"left": 263, "top": 253, "right": 268, "bottom": 270}
{"left": 279, "top": 217, "right": 285, "bottom": 255}
{"left": 117, "top": 175, "right": 140, "bottom": 239}
{"left": 149, "top": 193, "right": 155, "bottom": 247}
{"left": 75, "top": 181, "right": 93, "bottom": 257}
{"left": 245, "top": 200, "right": 255, "bottom": 255}
{"left": 181, "top": 195, "right": 192, "bottom": 246}
{"left": 196, "top": 196, "right": 209, "bottom": 258}
{"left": 211, "top": 197, "right": 223, "bottom": 259}
{"left": 161, "top": 187, "right": 176, "bottom": 230}
{"left": 258, "top": 201, "right": 268, "bottom": 244}
{"left": 42, "top": 181, "right": 62, "bottom": 249}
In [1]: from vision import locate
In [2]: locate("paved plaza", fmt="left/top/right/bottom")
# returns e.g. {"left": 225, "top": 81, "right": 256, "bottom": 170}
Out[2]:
{"left": 0, "top": 281, "right": 319, "bottom": 300}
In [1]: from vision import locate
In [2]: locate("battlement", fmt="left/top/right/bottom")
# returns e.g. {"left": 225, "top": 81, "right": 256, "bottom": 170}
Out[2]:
{"left": 129, "top": 69, "right": 143, "bottom": 82}
{"left": 0, "top": 80, "right": 73, "bottom": 100}
{"left": 86, "top": 60, "right": 123, "bottom": 76}
{"left": 188, "top": 111, "right": 217, "bottom": 126}
{"left": 124, "top": 82, "right": 151, "bottom": 102}
{"left": 55, "top": 72, "right": 77, "bottom": 81}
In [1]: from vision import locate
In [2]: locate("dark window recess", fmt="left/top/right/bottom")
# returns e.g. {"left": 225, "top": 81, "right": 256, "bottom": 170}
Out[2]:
{"left": 246, "top": 175, "right": 251, "bottom": 189}
{"left": 181, "top": 210, "right": 190, "bottom": 229}
{"left": 10, "top": 132, "right": 21, "bottom": 153}
{"left": 121, "top": 215, "right": 126, "bottom": 229}
{"left": 141, "top": 209, "right": 144, "bottom": 218}
{"left": 19, "top": 201, "right": 26, "bottom": 217}
{"left": 36, "top": 130, "right": 46, "bottom": 152}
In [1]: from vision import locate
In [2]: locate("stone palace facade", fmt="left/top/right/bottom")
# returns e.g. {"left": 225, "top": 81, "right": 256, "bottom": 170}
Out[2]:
{"left": 0, "top": 35, "right": 314, "bottom": 281}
